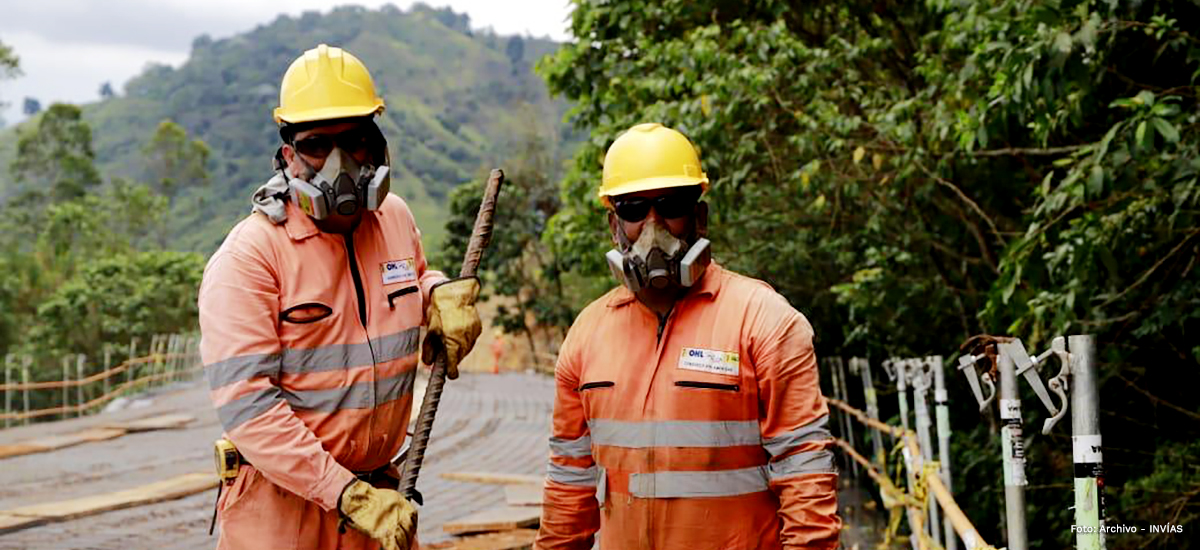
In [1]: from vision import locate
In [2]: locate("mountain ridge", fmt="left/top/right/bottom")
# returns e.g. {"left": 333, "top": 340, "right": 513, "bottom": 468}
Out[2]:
{"left": 0, "top": 3, "right": 575, "bottom": 253}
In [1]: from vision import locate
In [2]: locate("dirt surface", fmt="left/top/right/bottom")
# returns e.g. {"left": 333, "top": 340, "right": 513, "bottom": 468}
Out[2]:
{"left": 0, "top": 371, "right": 555, "bottom": 549}
{"left": 1, "top": 370, "right": 888, "bottom": 549}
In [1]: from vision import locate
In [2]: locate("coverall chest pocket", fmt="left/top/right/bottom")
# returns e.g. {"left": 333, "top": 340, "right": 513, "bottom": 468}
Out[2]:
{"left": 578, "top": 380, "right": 616, "bottom": 419}
{"left": 278, "top": 301, "right": 339, "bottom": 349}
{"left": 385, "top": 285, "right": 422, "bottom": 321}
{"left": 670, "top": 367, "right": 755, "bottom": 419}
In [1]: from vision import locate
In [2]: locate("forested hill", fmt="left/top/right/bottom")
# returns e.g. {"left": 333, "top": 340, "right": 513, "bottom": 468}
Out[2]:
{"left": 0, "top": 4, "right": 574, "bottom": 253}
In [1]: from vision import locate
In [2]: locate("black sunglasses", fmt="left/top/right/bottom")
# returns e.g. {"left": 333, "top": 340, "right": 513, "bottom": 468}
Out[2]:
{"left": 612, "top": 188, "right": 701, "bottom": 222}
{"left": 292, "top": 128, "right": 370, "bottom": 159}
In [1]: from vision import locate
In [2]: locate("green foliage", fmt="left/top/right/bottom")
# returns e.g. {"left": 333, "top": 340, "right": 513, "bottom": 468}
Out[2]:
{"left": 538, "top": 0, "right": 1200, "bottom": 547}
{"left": 31, "top": 250, "right": 205, "bottom": 358}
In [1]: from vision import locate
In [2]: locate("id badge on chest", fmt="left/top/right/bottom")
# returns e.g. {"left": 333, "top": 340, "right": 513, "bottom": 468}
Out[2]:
{"left": 678, "top": 347, "right": 740, "bottom": 377}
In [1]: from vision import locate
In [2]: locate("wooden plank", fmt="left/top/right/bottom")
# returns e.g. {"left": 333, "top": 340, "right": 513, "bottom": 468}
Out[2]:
{"left": 442, "top": 506, "right": 541, "bottom": 535}
{"left": 0, "top": 472, "right": 218, "bottom": 535}
{"left": 504, "top": 483, "right": 542, "bottom": 506}
{"left": 440, "top": 472, "right": 543, "bottom": 486}
{"left": 425, "top": 529, "right": 537, "bottom": 550}
{"left": 0, "top": 513, "right": 35, "bottom": 532}
{"left": 0, "top": 444, "right": 50, "bottom": 460}
{"left": 0, "top": 428, "right": 128, "bottom": 460}
{"left": 106, "top": 413, "right": 194, "bottom": 432}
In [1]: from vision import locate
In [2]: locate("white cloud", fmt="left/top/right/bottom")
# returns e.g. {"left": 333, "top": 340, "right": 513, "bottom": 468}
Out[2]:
{"left": 0, "top": 1, "right": 573, "bottom": 124}
{"left": 0, "top": 31, "right": 187, "bottom": 124}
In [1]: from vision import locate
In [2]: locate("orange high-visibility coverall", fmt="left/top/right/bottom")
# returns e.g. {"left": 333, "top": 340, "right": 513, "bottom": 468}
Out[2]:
{"left": 200, "top": 195, "right": 443, "bottom": 549}
{"left": 536, "top": 263, "right": 840, "bottom": 550}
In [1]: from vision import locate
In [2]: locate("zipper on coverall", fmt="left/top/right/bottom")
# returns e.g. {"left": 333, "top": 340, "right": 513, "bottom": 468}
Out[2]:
{"left": 648, "top": 306, "right": 675, "bottom": 548}
{"left": 344, "top": 233, "right": 377, "bottom": 458}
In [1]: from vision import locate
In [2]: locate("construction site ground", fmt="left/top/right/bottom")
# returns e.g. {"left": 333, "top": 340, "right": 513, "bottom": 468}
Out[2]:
{"left": 0, "top": 370, "right": 882, "bottom": 550}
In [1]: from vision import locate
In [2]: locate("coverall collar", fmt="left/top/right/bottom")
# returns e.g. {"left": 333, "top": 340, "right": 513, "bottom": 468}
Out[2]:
{"left": 283, "top": 200, "right": 321, "bottom": 241}
{"left": 606, "top": 262, "right": 724, "bottom": 309}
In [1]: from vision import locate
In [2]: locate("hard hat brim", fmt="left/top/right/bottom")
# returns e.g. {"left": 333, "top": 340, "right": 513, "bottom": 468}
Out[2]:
{"left": 599, "top": 175, "right": 709, "bottom": 206}
{"left": 274, "top": 101, "right": 385, "bottom": 125}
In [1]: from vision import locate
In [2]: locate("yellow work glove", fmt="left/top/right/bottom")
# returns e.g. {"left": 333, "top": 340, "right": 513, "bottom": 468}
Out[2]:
{"left": 421, "top": 276, "right": 482, "bottom": 380}
{"left": 338, "top": 480, "right": 418, "bottom": 550}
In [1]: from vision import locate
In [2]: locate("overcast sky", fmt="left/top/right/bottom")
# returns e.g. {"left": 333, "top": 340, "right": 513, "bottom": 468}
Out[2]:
{"left": 0, "top": 0, "right": 574, "bottom": 125}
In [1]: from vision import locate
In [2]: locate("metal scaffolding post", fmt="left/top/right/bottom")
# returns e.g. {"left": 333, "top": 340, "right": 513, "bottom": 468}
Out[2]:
{"left": 4, "top": 354, "right": 12, "bottom": 429}
{"left": 1070, "top": 335, "right": 1106, "bottom": 550}
{"left": 931, "top": 355, "right": 957, "bottom": 550}
{"left": 912, "top": 360, "right": 941, "bottom": 547}
{"left": 836, "top": 357, "right": 859, "bottom": 479}
{"left": 997, "top": 349, "right": 1029, "bottom": 550}
{"left": 856, "top": 358, "right": 885, "bottom": 465}
{"left": 897, "top": 360, "right": 912, "bottom": 432}
{"left": 894, "top": 359, "right": 920, "bottom": 550}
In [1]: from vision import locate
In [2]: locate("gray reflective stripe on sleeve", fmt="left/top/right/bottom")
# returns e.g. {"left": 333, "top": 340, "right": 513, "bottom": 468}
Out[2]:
{"left": 283, "top": 369, "right": 417, "bottom": 412}
{"left": 549, "top": 434, "right": 593, "bottom": 457}
{"left": 767, "top": 449, "right": 837, "bottom": 480}
{"left": 280, "top": 327, "right": 421, "bottom": 375}
{"left": 588, "top": 419, "right": 761, "bottom": 448}
{"left": 546, "top": 462, "right": 598, "bottom": 487}
{"left": 762, "top": 414, "right": 832, "bottom": 457}
{"left": 206, "top": 353, "right": 281, "bottom": 390}
{"left": 217, "top": 387, "right": 283, "bottom": 431}
{"left": 629, "top": 466, "right": 769, "bottom": 498}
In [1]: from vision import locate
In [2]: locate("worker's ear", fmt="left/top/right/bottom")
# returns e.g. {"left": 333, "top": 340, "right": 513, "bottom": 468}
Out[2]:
{"left": 279, "top": 144, "right": 298, "bottom": 178}
{"left": 607, "top": 210, "right": 621, "bottom": 246}
{"left": 694, "top": 201, "right": 708, "bottom": 239}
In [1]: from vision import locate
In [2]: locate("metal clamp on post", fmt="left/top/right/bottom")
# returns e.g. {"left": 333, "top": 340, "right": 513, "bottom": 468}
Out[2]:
{"left": 882, "top": 357, "right": 900, "bottom": 383}
{"left": 957, "top": 352, "right": 995, "bottom": 413}
{"left": 1000, "top": 337, "right": 1072, "bottom": 435}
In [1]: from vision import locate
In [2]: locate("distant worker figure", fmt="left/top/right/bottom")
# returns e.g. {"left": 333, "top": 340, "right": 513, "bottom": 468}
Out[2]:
{"left": 491, "top": 328, "right": 505, "bottom": 374}
{"left": 199, "top": 44, "right": 483, "bottom": 550}
{"left": 535, "top": 123, "right": 841, "bottom": 549}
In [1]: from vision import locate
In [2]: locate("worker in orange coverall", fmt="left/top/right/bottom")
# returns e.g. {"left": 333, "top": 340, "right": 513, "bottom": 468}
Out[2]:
{"left": 535, "top": 123, "right": 841, "bottom": 550}
{"left": 199, "top": 44, "right": 482, "bottom": 550}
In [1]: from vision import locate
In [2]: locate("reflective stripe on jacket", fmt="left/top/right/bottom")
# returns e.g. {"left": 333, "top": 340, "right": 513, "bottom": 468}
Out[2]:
{"left": 200, "top": 194, "right": 443, "bottom": 549}
{"left": 536, "top": 263, "right": 840, "bottom": 550}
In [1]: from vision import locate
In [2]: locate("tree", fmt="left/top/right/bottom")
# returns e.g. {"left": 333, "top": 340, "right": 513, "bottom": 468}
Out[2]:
{"left": 538, "top": 1, "right": 1200, "bottom": 547}
{"left": 98, "top": 82, "right": 115, "bottom": 99}
{"left": 505, "top": 35, "right": 525, "bottom": 75}
{"left": 10, "top": 103, "right": 101, "bottom": 202}
{"left": 0, "top": 39, "right": 21, "bottom": 125}
{"left": 0, "top": 39, "right": 17, "bottom": 77}
{"left": 22, "top": 97, "right": 40, "bottom": 115}
{"left": 142, "top": 119, "right": 210, "bottom": 200}
{"left": 436, "top": 124, "right": 579, "bottom": 359}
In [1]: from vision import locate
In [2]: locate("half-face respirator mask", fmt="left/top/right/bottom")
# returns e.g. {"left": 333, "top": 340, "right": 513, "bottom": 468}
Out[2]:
{"left": 605, "top": 196, "right": 711, "bottom": 293}
{"left": 277, "top": 122, "right": 391, "bottom": 220}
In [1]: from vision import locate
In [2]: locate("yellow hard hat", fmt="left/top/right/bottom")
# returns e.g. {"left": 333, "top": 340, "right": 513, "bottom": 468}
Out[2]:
{"left": 599, "top": 123, "right": 709, "bottom": 206}
{"left": 273, "top": 44, "right": 385, "bottom": 124}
